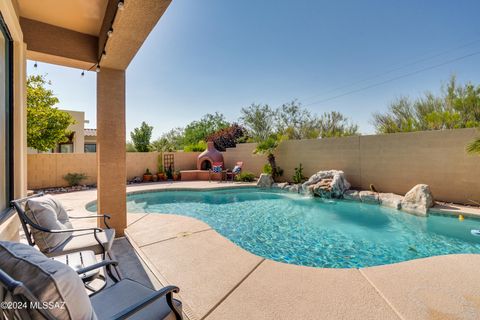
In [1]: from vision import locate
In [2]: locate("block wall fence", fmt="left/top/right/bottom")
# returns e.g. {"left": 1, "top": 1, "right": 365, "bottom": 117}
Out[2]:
{"left": 27, "top": 128, "right": 480, "bottom": 204}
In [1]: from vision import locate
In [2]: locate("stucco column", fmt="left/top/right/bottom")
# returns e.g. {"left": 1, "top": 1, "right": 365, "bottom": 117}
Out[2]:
{"left": 97, "top": 67, "right": 126, "bottom": 236}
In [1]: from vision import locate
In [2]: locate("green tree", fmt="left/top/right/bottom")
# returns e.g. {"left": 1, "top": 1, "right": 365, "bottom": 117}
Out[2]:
{"left": 183, "top": 112, "right": 229, "bottom": 145}
{"left": 130, "top": 121, "right": 153, "bottom": 152}
{"left": 275, "top": 100, "right": 319, "bottom": 139}
{"left": 316, "top": 111, "right": 359, "bottom": 138}
{"left": 27, "top": 75, "right": 75, "bottom": 151}
{"left": 240, "top": 104, "right": 275, "bottom": 142}
{"left": 372, "top": 76, "right": 480, "bottom": 133}
{"left": 151, "top": 127, "right": 185, "bottom": 151}
{"left": 126, "top": 141, "right": 136, "bottom": 152}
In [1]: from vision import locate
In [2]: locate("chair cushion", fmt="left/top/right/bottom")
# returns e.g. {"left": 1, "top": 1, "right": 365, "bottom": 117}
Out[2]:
{"left": 232, "top": 165, "right": 242, "bottom": 174}
{"left": 0, "top": 241, "right": 96, "bottom": 320}
{"left": 90, "top": 279, "right": 181, "bottom": 320}
{"left": 48, "top": 229, "right": 115, "bottom": 257}
{"left": 212, "top": 165, "right": 222, "bottom": 173}
{"left": 25, "top": 195, "right": 74, "bottom": 253}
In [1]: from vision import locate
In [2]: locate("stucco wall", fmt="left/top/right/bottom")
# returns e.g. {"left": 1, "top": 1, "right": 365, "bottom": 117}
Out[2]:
{"left": 27, "top": 152, "right": 201, "bottom": 189}
{"left": 224, "top": 129, "right": 480, "bottom": 204}
{"left": 27, "top": 129, "right": 480, "bottom": 204}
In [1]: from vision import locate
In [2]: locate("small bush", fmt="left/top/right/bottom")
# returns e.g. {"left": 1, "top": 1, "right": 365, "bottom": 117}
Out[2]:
{"left": 184, "top": 141, "right": 207, "bottom": 152}
{"left": 263, "top": 163, "right": 272, "bottom": 174}
{"left": 63, "top": 173, "right": 88, "bottom": 186}
{"left": 235, "top": 172, "right": 256, "bottom": 182}
{"left": 263, "top": 163, "right": 284, "bottom": 176}
{"left": 292, "top": 163, "right": 307, "bottom": 184}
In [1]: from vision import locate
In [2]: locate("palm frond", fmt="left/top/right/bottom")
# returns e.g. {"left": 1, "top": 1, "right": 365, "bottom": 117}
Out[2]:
{"left": 466, "top": 137, "right": 480, "bottom": 154}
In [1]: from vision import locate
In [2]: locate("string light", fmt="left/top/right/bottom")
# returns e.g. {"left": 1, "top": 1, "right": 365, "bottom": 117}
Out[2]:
{"left": 81, "top": 71, "right": 85, "bottom": 77}
{"left": 34, "top": 61, "right": 37, "bottom": 68}
{"left": 107, "top": 28, "right": 113, "bottom": 38}
{"left": 118, "top": 1, "right": 125, "bottom": 10}
{"left": 96, "top": 65, "right": 101, "bottom": 72}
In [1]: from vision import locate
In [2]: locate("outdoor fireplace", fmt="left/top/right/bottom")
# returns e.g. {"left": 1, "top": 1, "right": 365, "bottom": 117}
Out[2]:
{"left": 197, "top": 141, "right": 223, "bottom": 170}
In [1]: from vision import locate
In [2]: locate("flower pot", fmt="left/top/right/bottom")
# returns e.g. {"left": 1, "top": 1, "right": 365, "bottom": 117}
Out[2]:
{"left": 143, "top": 174, "right": 153, "bottom": 182}
{"left": 157, "top": 173, "right": 165, "bottom": 181}
{"left": 152, "top": 174, "right": 158, "bottom": 182}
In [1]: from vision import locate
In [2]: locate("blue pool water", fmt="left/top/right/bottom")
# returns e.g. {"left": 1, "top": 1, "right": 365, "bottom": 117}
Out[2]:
{"left": 89, "top": 188, "right": 480, "bottom": 268}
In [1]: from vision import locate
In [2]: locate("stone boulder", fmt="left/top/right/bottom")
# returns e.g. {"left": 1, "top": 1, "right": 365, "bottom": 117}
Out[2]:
{"left": 272, "top": 182, "right": 289, "bottom": 189}
{"left": 359, "top": 191, "right": 380, "bottom": 204}
{"left": 257, "top": 174, "right": 274, "bottom": 188}
{"left": 379, "top": 193, "right": 403, "bottom": 210}
{"left": 303, "top": 170, "right": 351, "bottom": 198}
{"left": 401, "top": 184, "right": 434, "bottom": 216}
{"left": 343, "top": 190, "right": 360, "bottom": 201}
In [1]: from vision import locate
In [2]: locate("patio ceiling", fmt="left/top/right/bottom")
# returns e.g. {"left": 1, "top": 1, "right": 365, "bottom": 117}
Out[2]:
{"left": 15, "top": 0, "right": 172, "bottom": 70}
{"left": 16, "top": 0, "right": 108, "bottom": 36}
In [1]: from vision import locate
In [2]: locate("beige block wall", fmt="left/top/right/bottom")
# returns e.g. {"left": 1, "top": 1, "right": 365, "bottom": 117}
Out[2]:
{"left": 223, "top": 143, "right": 265, "bottom": 174}
{"left": 218, "top": 129, "right": 480, "bottom": 204}
{"left": 358, "top": 129, "right": 480, "bottom": 204}
{"left": 27, "top": 129, "right": 480, "bottom": 204}
{"left": 28, "top": 153, "right": 97, "bottom": 189}
{"left": 28, "top": 152, "right": 201, "bottom": 189}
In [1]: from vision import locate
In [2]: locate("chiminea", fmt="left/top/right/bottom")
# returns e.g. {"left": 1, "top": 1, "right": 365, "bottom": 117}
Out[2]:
{"left": 197, "top": 141, "right": 224, "bottom": 170}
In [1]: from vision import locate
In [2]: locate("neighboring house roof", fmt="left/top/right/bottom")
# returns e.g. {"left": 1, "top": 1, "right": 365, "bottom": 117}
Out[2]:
{"left": 84, "top": 129, "right": 97, "bottom": 137}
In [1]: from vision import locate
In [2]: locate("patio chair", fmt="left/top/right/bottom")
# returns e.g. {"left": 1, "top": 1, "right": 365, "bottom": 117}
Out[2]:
{"left": 208, "top": 162, "right": 226, "bottom": 182}
{"left": 0, "top": 241, "right": 183, "bottom": 320}
{"left": 226, "top": 161, "right": 243, "bottom": 182}
{"left": 11, "top": 194, "right": 115, "bottom": 259}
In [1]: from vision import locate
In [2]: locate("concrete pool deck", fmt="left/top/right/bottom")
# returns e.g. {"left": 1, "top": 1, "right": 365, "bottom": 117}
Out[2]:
{"left": 54, "top": 181, "right": 480, "bottom": 320}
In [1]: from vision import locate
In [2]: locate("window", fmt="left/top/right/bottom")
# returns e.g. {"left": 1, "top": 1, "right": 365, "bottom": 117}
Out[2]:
{"left": 84, "top": 143, "right": 96, "bottom": 153}
{"left": 59, "top": 143, "right": 73, "bottom": 153}
{"left": 0, "top": 14, "right": 13, "bottom": 215}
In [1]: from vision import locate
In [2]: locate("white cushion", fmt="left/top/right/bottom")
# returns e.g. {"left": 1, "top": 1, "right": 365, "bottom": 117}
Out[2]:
{"left": 25, "top": 195, "right": 74, "bottom": 253}
{"left": 0, "top": 241, "right": 96, "bottom": 320}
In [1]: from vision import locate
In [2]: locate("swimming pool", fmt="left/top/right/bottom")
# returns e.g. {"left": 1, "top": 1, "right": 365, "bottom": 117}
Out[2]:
{"left": 89, "top": 188, "right": 480, "bottom": 268}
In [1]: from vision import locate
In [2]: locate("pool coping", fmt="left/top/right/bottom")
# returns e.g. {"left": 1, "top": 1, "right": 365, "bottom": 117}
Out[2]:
{"left": 53, "top": 181, "right": 480, "bottom": 319}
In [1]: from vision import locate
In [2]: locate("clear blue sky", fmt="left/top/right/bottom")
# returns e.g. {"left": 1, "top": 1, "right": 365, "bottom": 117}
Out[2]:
{"left": 27, "top": 0, "right": 480, "bottom": 138}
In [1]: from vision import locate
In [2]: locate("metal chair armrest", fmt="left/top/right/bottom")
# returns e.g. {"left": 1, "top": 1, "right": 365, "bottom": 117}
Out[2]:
{"left": 75, "top": 260, "right": 119, "bottom": 275}
{"left": 112, "top": 285, "right": 181, "bottom": 320}
{"left": 68, "top": 214, "right": 111, "bottom": 229}
{"left": 49, "top": 227, "right": 104, "bottom": 233}
{"left": 68, "top": 214, "right": 109, "bottom": 219}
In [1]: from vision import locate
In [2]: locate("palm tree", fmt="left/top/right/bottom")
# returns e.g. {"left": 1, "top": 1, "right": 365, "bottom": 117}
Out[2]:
{"left": 467, "top": 136, "right": 480, "bottom": 154}
{"left": 254, "top": 135, "right": 280, "bottom": 179}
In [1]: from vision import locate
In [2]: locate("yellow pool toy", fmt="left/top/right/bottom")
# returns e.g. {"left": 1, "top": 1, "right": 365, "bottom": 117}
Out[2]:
{"left": 459, "top": 214, "right": 464, "bottom": 221}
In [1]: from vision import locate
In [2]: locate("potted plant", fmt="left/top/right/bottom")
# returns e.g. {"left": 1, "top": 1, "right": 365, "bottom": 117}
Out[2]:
{"left": 143, "top": 168, "right": 153, "bottom": 182}
{"left": 173, "top": 170, "right": 181, "bottom": 181}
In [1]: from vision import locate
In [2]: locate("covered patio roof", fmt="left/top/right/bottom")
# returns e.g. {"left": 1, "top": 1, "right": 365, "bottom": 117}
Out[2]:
{"left": 14, "top": 0, "right": 173, "bottom": 236}
{"left": 16, "top": 0, "right": 171, "bottom": 70}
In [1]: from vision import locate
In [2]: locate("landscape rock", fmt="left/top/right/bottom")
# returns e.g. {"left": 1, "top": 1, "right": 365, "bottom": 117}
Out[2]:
{"left": 272, "top": 182, "right": 289, "bottom": 189}
{"left": 343, "top": 190, "right": 360, "bottom": 201}
{"left": 302, "top": 170, "right": 351, "bottom": 198}
{"left": 257, "top": 174, "right": 274, "bottom": 188}
{"left": 359, "top": 190, "right": 380, "bottom": 204}
{"left": 379, "top": 193, "right": 403, "bottom": 210}
{"left": 401, "top": 184, "right": 434, "bottom": 216}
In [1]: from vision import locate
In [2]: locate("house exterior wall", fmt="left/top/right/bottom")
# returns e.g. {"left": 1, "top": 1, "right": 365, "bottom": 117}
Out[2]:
{"left": 0, "top": 0, "right": 27, "bottom": 241}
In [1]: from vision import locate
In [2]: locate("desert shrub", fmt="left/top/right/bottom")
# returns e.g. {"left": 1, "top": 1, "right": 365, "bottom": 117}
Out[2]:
{"left": 263, "top": 163, "right": 284, "bottom": 176}
{"left": 206, "top": 124, "right": 247, "bottom": 151}
{"left": 292, "top": 163, "right": 307, "bottom": 184}
{"left": 263, "top": 163, "right": 272, "bottom": 174}
{"left": 235, "top": 172, "right": 256, "bottom": 182}
{"left": 63, "top": 173, "right": 88, "bottom": 186}
{"left": 184, "top": 140, "right": 207, "bottom": 152}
